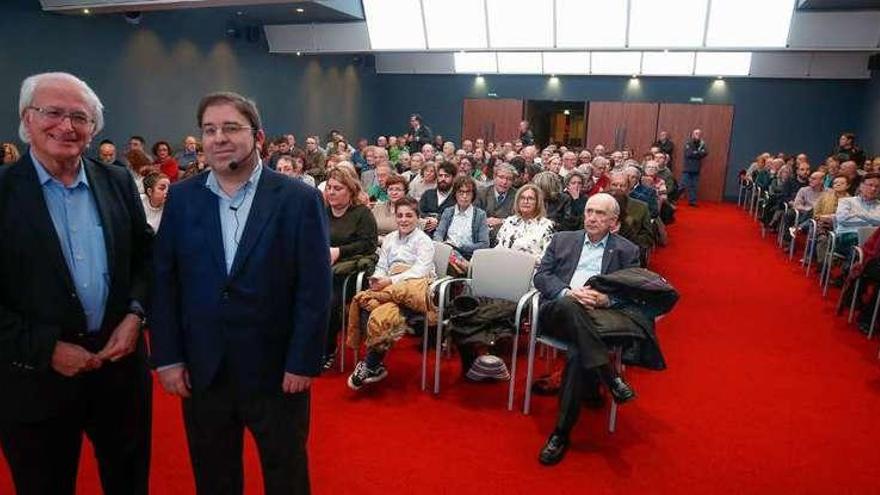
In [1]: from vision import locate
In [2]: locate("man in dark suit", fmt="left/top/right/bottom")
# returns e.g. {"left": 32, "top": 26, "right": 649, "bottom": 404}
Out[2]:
{"left": 418, "top": 160, "right": 457, "bottom": 234}
{"left": 406, "top": 113, "right": 433, "bottom": 155}
{"left": 150, "top": 92, "right": 331, "bottom": 494}
{"left": 0, "top": 72, "right": 152, "bottom": 494}
{"left": 476, "top": 162, "right": 517, "bottom": 244}
{"left": 609, "top": 172, "right": 655, "bottom": 263}
{"left": 533, "top": 193, "right": 641, "bottom": 466}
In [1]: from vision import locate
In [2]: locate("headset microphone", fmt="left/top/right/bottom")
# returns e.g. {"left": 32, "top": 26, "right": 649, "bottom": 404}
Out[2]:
{"left": 227, "top": 129, "right": 259, "bottom": 171}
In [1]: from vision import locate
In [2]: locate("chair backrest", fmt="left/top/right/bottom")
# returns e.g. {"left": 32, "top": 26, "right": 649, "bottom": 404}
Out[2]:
{"left": 433, "top": 241, "right": 453, "bottom": 276}
{"left": 467, "top": 248, "right": 536, "bottom": 302}
{"left": 858, "top": 226, "right": 878, "bottom": 246}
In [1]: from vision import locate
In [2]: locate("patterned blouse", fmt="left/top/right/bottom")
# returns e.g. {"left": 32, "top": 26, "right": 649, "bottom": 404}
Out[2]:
{"left": 495, "top": 215, "right": 555, "bottom": 261}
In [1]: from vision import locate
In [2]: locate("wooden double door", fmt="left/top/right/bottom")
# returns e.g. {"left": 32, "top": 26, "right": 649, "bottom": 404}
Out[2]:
{"left": 461, "top": 98, "right": 734, "bottom": 201}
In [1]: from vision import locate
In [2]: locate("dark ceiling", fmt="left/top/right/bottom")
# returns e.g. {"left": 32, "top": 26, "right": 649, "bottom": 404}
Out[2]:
{"left": 798, "top": 0, "right": 880, "bottom": 10}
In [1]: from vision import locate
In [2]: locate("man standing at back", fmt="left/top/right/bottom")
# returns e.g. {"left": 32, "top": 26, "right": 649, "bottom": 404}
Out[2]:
{"left": 681, "top": 128, "right": 708, "bottom": 207}
{"left": 150, "top": 92, "right": 331, "bottom": 494}
{"left": 0, "top": 72, "right": 153, "bottom": 494}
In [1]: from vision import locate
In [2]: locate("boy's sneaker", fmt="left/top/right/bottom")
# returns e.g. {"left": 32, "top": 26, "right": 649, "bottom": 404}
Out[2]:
{"left": 347, "top": 361, "right": 388, "bottom": 390}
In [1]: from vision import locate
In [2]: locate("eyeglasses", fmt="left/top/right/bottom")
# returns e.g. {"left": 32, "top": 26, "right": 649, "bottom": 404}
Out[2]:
{"left": 202, "top": 124, "right": 254, "bottom": 138}
{"left": 456, "top": 189, "right": 473, "bottom": 195}
{"left": 520, "top": 196, "right": 537, "bottom": 202}
{"left": 27, "top": 106, "right": 94, "bottom": 128}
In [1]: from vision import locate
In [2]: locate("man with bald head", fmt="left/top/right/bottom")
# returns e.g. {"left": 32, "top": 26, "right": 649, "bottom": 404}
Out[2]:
{"left": 681, "top": 128, "right": 708, "bottom": 206}
{"left": 0, "top": 72, "right": 153, "bottom": 493}
{"left": 533, "top": 193, "right": 641, "bottom": 465}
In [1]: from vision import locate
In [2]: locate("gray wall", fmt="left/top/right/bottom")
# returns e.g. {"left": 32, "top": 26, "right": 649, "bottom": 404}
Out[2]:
{"left": 866, "top": 70, "right": 880, "bottom": 156}
{"left": 373, "top": 74, "right": 869, "bottom": 200}
{"left": 0, "top": 0, "right": 378, "bottom": 150}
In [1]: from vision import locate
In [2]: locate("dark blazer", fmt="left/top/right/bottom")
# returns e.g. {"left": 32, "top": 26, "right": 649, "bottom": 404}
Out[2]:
{"left": 476, "top": 185, "right": 516, "bottom": 219}
{"left": 631, "top": 184, "right": 659, "bottom": 218}
{"left": 433, "top": 205, "right": 490, "bottom": 259}
{"left": 683, "top": 139, "right": 708, "bottom": 173}
{"left": 418, "top": 188, "right": 456, "bottom": 218}
{"left": 624, "top": 197, "right": 655, "bottom": 251}
{"left": 150, "top": 168, "right": 331, "bottom": 394}
{"left": 0, "top": 153, "right": 151, "bottom": 421}
{"left": 534, "top": 230, "right": 641, "bottom": 301}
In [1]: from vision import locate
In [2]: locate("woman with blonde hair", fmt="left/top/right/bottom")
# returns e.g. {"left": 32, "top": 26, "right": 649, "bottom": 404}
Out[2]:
{"left": 495, "top": 183, "right": 555, "bottom": 262}
{"left": 323, "top": 165, "right": 379, "bottom": 370}
{"left": 2, "top": 142, "right": 21, "bottom": 165}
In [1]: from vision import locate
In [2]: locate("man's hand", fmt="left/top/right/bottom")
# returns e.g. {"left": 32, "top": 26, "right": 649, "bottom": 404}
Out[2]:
{"left": 97, "top": 313, "right": 141, "bottom": 362}
{"left": 158, "top": 366, "right": 191, "bottom": 398}
{"left": 568, "top": 286, "right": 611, "bottom": 309}
{"left": 330, "top": 247, "right": 341, "bottom": 265}
{"left": 51, "top": 342, "right": 102, "bottom": 377}
{"left": 486, "top": 217, "right": 503, "bottom": 228}
{"left": 283, "top": 373, "right": 311, "bottom": 394}
{"left": 424, "top": 217, "right": 439, "bottom": 231}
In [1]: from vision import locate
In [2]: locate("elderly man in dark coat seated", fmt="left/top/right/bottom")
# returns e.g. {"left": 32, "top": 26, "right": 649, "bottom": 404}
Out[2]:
{"left": 533, "top": 193, "right": 675, "bottom": 466}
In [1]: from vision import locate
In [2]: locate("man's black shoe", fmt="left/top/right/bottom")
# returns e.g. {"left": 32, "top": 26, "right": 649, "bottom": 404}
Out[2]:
{"left": 607, "top": 376, "right": 636, "bottom": 404}
{"left": 538, "top": 433, "right": 569, "bottom": 466}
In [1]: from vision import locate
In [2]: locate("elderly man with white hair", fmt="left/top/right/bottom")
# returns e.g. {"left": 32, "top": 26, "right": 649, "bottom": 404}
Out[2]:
{"left": 0, "top": 72, "right": 153, "bottom": 494}
{"left": 533, "top": 193, "right": 642, "bottom": 465}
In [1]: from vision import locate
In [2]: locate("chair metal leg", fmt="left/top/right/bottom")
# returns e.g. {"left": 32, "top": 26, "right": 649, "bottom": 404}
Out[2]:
{"left": 421, "top": 308, "right": 429, "bottom": 391}
{"left": 339, "top": 274, "right": 351, "bottom": 373}
{"left": 523, "top": 296, "right": 541, "bottom": 415}
{"left": 848, "top": 279, "right": 861, "bottom": 324}
{"left": 868, "top": 288, "right": 880, "bottom": 340}
{"left": 507, "top": 293, "right": 533, "bottom": 411}
{"left": 433, "top": 281, "right": 452, "bottom": 395}
{"left": 608, "top": 346, "right": 623, "bottom": 433}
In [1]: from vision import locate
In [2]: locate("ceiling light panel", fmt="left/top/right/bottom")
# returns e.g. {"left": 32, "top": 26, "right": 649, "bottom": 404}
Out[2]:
{"left": 556, "top": 0, "right": 627, "bottom": 48}
{"left": 591, "top": 51, "right": 642, "bottom": 75}
{"left": 423, "top": 0, "right": 488, "bottom": 50}
{"left": 629, "top": 0, "right": 709, "bottom": 48}
{"left": 497, "top": 52, "right": 543, "bottom": 74}
{"left": 486, "top": 0, "right": 554, "bottom": 49}
{"left": 454, "top": 51, "right": 498, "bottom": 73}
{"left": 705, "top": 0, "right": 794, "bottom": 48}
{"left": 694, "top": 52, "right": 752, "bottom": 76}
{"left": 542, "top": 51, "right": 590, "bottom": 74}
{"left": 641, "top": 51, "right": 696, "bottom": 75}
{"left": 363, "top": 0, "right": 426, "bottom": 50}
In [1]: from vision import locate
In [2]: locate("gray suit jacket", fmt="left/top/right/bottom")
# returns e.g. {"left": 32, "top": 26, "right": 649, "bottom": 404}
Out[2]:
{"left": 476, "top": 186, "right": 516, "bottom": 220}
{"left": 533, "top": 230, "right": 641, "bottom": 300}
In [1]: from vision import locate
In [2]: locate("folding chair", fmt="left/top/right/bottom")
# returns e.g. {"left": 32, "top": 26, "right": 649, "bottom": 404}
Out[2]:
{"left": 422, "top": 248, "right": 537, "bottom": 402}
{"left": 419, "top": 242, "right": 453, "bottom": 391}
{"left": 520, "top": 291, "right": 634, "bottom": 434}
{"left": 821, "top": 226, "right": 877, "bottom": 297}
{"left": 339, "top": 271, "right": 368, "bottom": 372}
{"left": 840, "top": 227, "right": 879, "bottom": 336}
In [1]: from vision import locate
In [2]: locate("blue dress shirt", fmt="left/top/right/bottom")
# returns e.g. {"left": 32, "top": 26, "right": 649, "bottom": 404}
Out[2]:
{"left": 568, "top": 233, "right": 608, "bottom": 289}
{"left": 32, "top": 151, "right": 109, "bottom": 332}
{"left": 205, "top": 162, "right": 263, "bottom": 274}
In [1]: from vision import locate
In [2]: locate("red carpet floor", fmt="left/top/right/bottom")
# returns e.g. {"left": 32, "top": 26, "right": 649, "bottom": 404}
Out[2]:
{"left": 3, "top": 203, "right": 880, "bottom": 494}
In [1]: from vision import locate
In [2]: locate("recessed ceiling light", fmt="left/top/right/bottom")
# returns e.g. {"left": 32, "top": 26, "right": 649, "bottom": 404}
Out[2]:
{"left": 83, "top": 8, "right": 90, "bottom": 14}
{"left": 296, "top": 51, "right": 302, "bottom": 56}
{"left": 236, "top": 10, "right": 243, "bottom": 15}
{"left": 296, "top": 8, "right": 305, "bottom": 13}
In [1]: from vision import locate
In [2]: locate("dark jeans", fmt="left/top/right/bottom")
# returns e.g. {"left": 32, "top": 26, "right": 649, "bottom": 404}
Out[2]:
{"left": 0, "top": 341, "right": 152, "bottom": 495}
{"left": 681, "top": 172, "right": 700, "bottom": 205}
{"left": 182, "top": 363, "right": 311, "bottom": 495}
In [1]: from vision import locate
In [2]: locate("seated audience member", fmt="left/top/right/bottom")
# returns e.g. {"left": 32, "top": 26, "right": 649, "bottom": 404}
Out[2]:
{"left": 785, "top": 171, "right": 825, "bottom": 238}
{"left": 608, "top": 172, "right": 654, "bottom": 263}
{"left": 152, "top": 140, "right": 179, "bottom": 182}
{"left": 819, "top": 156, "right": 840, "bottom": 187}
{"left": 180, "top": 146, "right": 209, "bottom": 180}
{"left": 323, "top": 167, "right": 379, "bottom": 370}
{"left": 495, "top": 184, "right": 555, "bottom": 263}
{"left": 128, "top": 134, "right": 151, "bottom": 160}
{"left": 643, "top": 161, "right": 668, "bottom": 203}
{"left": 359, "top": 145, "right": 380, "bottom": 190}
{"left": 625, "top": 166, "right": 659, "bottom": 218}
{"left": 345, "top": 197, "right": 436, "bottom": 390}
{"left": 409, "top": 160, "right": 436, "bottom": 201}
{"left": 477, "top": 162, "right": 518, "bottom": 243}
{"left": 578, "top": 150, "right": 592, "bottom": 166}
{"left": 534, "top": 171, "right": 575, "bottom": 230}
{"left": 544, "top": 155, "right": 562, "bottom": 175}
{"left": 396, "top": 152, "right": 411, "bottom": 175}
{"left": 175, "top": 135, "right": 199, "bottom": 171}
{"left": 559, "top": 151, "right": 578, "bottom": 178}
{"left": 761, "top": 164, "right": 792, "bottom": 227}
{"left": 812, "top": 174, "right": 850, "bottom": 261}
{"left": 419, "top": 161, "right": 458, "bottom": 233}
{"left": 750, "top": 154, "right": 773, "bottom": 190}
{"left": 421, "top": 143, "right": 437, "bottom": 163}
{"left": 268, "top": 136, "right": 292, "bottom": 169}
{"left": 372, "top": 174, "right": 409, "bottom": 239}
{"left": 2, "top": 142, "right": 21, "bottom": 164}
{"left": 351, "top": 137, "right": 370, "bottom": 171}
{"left": 402, "top": 152, "right": 424, "bottom": 182}
{"left": 840, "top": 160, "right": 861, "bottom": 195}
{"left": 305, "top": 135, "right": 328, "bottom": 183}
{"left": 534, "top": 193, "right": 656, "bottom": 466}
{"left": 442, "top": 141, "right": 456, "bottom": 160}
{"left": 276, "top": 153, "right": 316, "bottom": 187}
{"left": 869, "top": 156, "right": 880, "bottom": 174}
{"left": 833, "top": 173, "right": 880, "bottom": 257}
{"left": 434, "top": 175, "right": 490, "bottom": 274}
{"left": 140, "top": 171, "right": 170, "bottom": 234}
{"left": 561, "top": 171, "right": 588, "bottom": 231}
{"left": 609, "top": 191, "right": 638, "bottom": 242}
{"left": 367, "top": 161, "right": 393, "bottom": 202}
{"left": 96, "top": 139, "right": 124, "bottom": 167}
{"left": 388, "top": 135, "right": 405, "bottom": 165}
{"left": 587, "top": 157, "right": 610, "bottom": 195}
{"left": 126, "top": 149, "right": 156, "bottom": 194}
{"left": 458, "top": 155, "right": 487, "bottom": 185}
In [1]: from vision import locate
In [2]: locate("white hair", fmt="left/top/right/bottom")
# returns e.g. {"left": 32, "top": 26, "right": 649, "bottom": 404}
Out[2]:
{"left": 18, "top": 72, "right": 104, "bottom": 143}
{"left": 588, "top": 192, "right": 620, "bottom": 219}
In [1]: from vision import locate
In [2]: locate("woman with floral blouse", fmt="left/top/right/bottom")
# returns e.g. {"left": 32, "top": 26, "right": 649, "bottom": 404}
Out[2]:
{"left": 495, "top": 183, "right": 555, "bottom": 263}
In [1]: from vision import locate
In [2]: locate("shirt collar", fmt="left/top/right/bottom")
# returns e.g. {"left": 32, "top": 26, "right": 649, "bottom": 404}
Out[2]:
{"left": 205, "top": 160, "right": 263, "bottom": 200}
{"left": 585, "top": 233, "right": 609, "bottom": 249}
{"left": 455, "top": 204, "right": 474, "bottom": 216}
{"left": 31, "top": 149, "right": 88, "bottom": 189}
